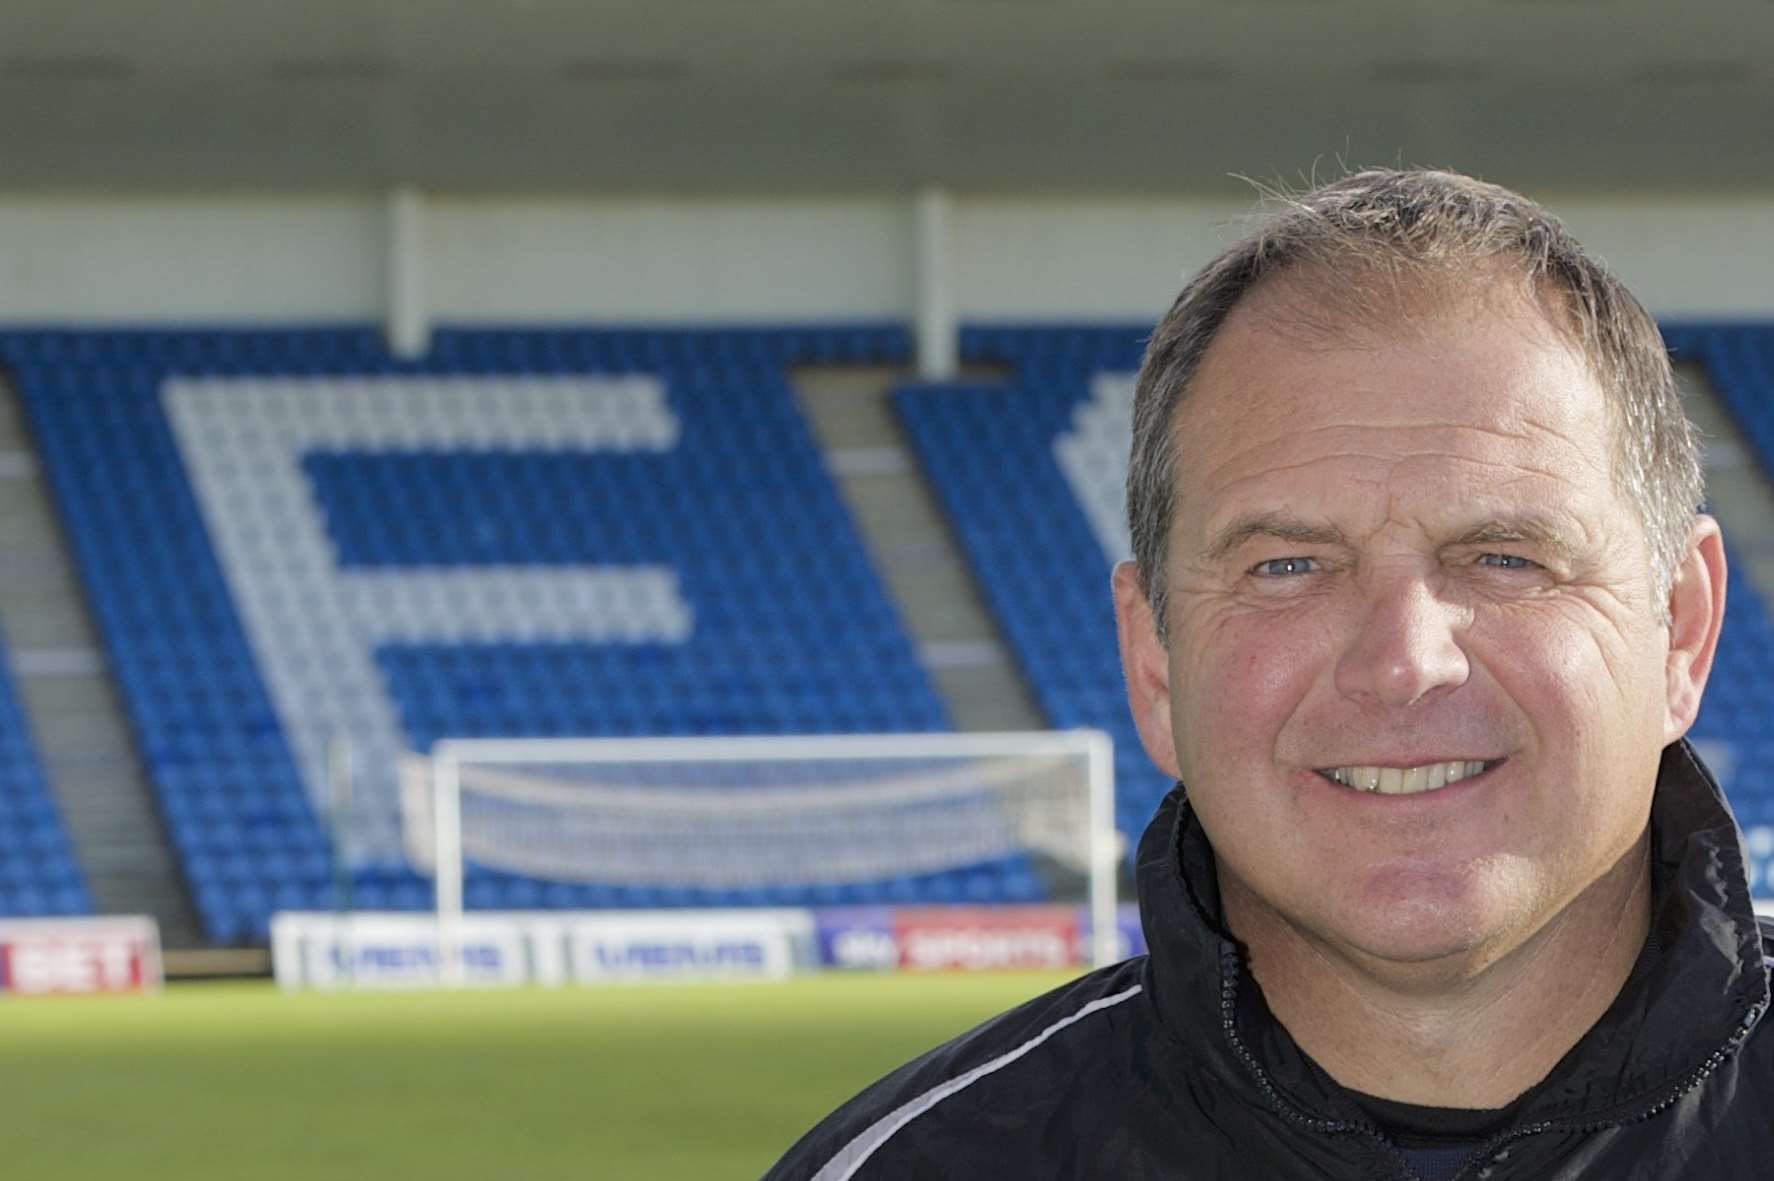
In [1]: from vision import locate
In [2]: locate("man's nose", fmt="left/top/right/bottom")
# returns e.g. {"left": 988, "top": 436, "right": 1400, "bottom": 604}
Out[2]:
{"left": 1333, "top": 576, "right": 1470, "bottom": 708}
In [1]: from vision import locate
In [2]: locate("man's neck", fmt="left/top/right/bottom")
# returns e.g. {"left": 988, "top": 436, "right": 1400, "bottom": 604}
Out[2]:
{"left": 1225, "top": 835, "right": 1654, "bottom": 1110}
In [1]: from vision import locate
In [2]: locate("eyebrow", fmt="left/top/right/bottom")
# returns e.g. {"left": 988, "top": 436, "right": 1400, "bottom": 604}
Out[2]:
{"left": 1201, "top": 512, "right": 1351, "bottom": 565}
{"left": 1199, "top": 510, "right": 1584, "bottom": 566}
{"left": 1445, "top": 514, "right": 1582, "bottom": 564}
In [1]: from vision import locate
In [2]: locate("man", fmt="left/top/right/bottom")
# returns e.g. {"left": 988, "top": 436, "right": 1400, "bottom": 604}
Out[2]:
{"left": 764, "top": 169, "right": 1774, "bottom": 1179}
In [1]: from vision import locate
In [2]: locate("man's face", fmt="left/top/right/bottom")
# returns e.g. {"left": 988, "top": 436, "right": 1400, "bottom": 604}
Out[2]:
{"left": 1122, "top": 281, "right": 1692, "bottom": 969}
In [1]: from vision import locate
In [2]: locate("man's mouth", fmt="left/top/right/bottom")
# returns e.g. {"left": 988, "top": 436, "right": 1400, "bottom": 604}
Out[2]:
{"left": 1313, "top": 759, "right": 1504, "bottom": 796}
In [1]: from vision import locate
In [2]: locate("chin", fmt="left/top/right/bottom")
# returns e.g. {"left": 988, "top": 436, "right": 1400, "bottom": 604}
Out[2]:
{"left": 1335, "top": 914, "right": 1492, "bottom": 968}
{"left": 1325, "top": 867, "right": 1513, "bottom": 966}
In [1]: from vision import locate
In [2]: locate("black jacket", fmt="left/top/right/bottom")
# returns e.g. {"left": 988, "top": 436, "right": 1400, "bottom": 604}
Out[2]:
{"left": 764, "top": 741, "right": 1774, "bottom": 1179}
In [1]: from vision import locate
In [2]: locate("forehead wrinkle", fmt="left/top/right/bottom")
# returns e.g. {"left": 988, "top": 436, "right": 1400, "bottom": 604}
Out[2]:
{"left": 1179, "top": 326, "right": 1608, "bottom": 456}
{"left": 1192, "top": 448, "right": 1584, "bottom": 534}
{"left": 1514, "top": 411, "right": 1614, "bottom": 478}
{"left": 1186, "top": 419, "right": 1609, "bottom": 527}
{"left": 1394, "top": 452, "right": 1590, "bottom": 486}
{"left": 1181, "top": 414, "right": 1592, "bottom": 493}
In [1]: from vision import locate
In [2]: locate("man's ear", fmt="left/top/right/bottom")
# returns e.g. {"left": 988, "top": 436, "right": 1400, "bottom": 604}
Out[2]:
{"left": 1112, "top": 560, "right": 1182, "bottom": 779}
{"left": 1663, "top": 515, "right": 1728, "bottom": 744}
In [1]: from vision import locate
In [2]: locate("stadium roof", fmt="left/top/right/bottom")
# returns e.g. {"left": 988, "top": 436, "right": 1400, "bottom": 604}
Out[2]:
{"left": 0, "top": 0, "right": 1769, "bottom": 194}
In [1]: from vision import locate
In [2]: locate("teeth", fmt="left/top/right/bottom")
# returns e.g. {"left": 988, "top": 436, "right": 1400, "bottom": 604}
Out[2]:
{"left": 1319, "top": 760, "right": 1492, "bottom": 795}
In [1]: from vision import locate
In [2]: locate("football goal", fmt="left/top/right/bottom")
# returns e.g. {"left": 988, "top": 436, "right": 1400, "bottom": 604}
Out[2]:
{"left": 402, "top": 731, "right": 1119, "bottom": 982}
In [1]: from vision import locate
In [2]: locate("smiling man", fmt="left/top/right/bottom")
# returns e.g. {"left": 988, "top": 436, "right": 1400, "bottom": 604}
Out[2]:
{"left": 764, "top": 170, "right": 1774, "bottom": 1180}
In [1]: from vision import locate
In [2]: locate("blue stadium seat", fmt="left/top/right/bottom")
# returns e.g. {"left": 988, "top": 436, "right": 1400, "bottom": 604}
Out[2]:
{"left": 0, "top": 636, "right": 92, "bottom": 918}
{"left": 0, "top": 323, "right": 994, "bottom": 943}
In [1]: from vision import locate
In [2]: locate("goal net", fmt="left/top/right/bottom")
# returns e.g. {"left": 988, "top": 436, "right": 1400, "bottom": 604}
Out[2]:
{"left": 400, "top": 731, "right": 1119, "bottom": 970}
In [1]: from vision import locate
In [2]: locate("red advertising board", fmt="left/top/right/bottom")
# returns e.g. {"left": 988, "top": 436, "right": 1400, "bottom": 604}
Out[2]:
{"left": 892, "top": 905, "right": 1080, "bottom": 971}
{"left": 0, "top": 918, "right": 163, "bottom": 995}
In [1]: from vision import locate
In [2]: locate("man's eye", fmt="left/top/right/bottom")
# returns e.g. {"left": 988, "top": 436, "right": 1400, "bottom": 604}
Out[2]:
{"left": 1477, "top": 553, "right": 1537, "bottom": 570}
{"left": 1252, "top": 557, "right": 1317, "bottom": 577}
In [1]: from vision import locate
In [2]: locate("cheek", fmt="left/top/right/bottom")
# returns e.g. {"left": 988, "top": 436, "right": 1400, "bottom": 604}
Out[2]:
{"left": 1173, "top": 606, "right": 1333, "bottom": 773}
{"left": 1470, "top": 606, "right": 1669, "bottom": 776}
{"left": 1480, "top": 601, "right": 1662, "bottom": 711}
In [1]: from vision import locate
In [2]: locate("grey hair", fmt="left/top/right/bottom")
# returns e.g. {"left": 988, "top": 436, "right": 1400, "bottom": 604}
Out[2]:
{"left": 1127, "top": 167, "right": 1703, "bottom": 641}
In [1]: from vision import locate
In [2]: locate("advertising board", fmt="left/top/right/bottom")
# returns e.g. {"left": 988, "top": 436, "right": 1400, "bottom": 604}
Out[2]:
{"left": 816, "top": 903, "right": 1147, "bottom": 971}
{"left": 271, "top": 909, "right": 813, "bottom": 990}
{"left": 567, "top": 911, "right": 804, "bottom": 982}
{"left": 817, "top": 907, "right": 900, "bottom": 970}
{"left": 893, "top": 905, "right": 1080, "bottom": 970}
{"left": 274, "top": 903, "right": 1138, "bottom": 988}
{"left": 271, "top": 913, "right": 537, "bottom": 991}
{"left": 0, "top": 916, "right": 163, "bottom": 995}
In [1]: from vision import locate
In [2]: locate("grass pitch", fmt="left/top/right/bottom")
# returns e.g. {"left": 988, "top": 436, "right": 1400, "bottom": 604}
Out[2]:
{"left": 0, "top": 971, "right": 1076, "bottom": 1180}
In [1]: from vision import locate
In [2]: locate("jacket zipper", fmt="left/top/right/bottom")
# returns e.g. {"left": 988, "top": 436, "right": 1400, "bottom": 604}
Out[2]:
{"left": 1217, "top": 940, "right": 1765, "bottom": 1181}
{"left": 1442, "top": 999, "right": 1765, "bottom": 1181}
{"left": 1216, "top": 942, "right": 1420, "bottom": 1180}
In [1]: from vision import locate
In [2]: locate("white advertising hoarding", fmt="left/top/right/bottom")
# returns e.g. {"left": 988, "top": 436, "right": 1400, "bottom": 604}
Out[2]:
{"left": 565, "top": 912, "right": 803, "bottom": 982}
{"left": 271, "top": 909, "right": 813, "bottom": 991}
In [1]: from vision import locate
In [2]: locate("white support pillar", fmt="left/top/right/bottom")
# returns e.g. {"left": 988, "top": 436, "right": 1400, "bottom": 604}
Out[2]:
{"left": 915, "top": 187, "right": 958, "bottom": 381}
{"left": 386, "top": 186, "right": 429, "bottom": 360}
{"left": 432, "top": 747, "right": 464, "bottom": 989}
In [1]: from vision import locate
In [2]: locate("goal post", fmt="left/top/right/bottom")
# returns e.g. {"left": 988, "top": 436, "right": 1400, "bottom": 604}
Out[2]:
{"left": 403, "top": 731, "right": 1120, "bottom": 985}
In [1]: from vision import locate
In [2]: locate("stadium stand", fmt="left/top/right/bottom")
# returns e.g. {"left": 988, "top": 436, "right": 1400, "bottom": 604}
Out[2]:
{"left": 899, "top": 322, "right": 1774, "bottom": 884}
{"left": 896, "top": 327, "right": 1165, "bottom": 843}
{"left": 2, "top": 319, "right": 1769, "bottom": 943}
{"left": 1666, "top": 323, "right": 1774, "bottom": 842}
{"left": 1669, "top": 324, "right": 1774, "bottom": 472}
{"left": 0, "top": 638, "right": 92, "bottom": 918}
{"left": 0, "top": 324, "right": 1045, "bottom": 944}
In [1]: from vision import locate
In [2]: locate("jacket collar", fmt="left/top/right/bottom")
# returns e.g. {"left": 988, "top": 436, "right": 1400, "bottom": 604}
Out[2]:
{"left": 1136, "top": 739, "right": 1770, "bottom": 1129}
